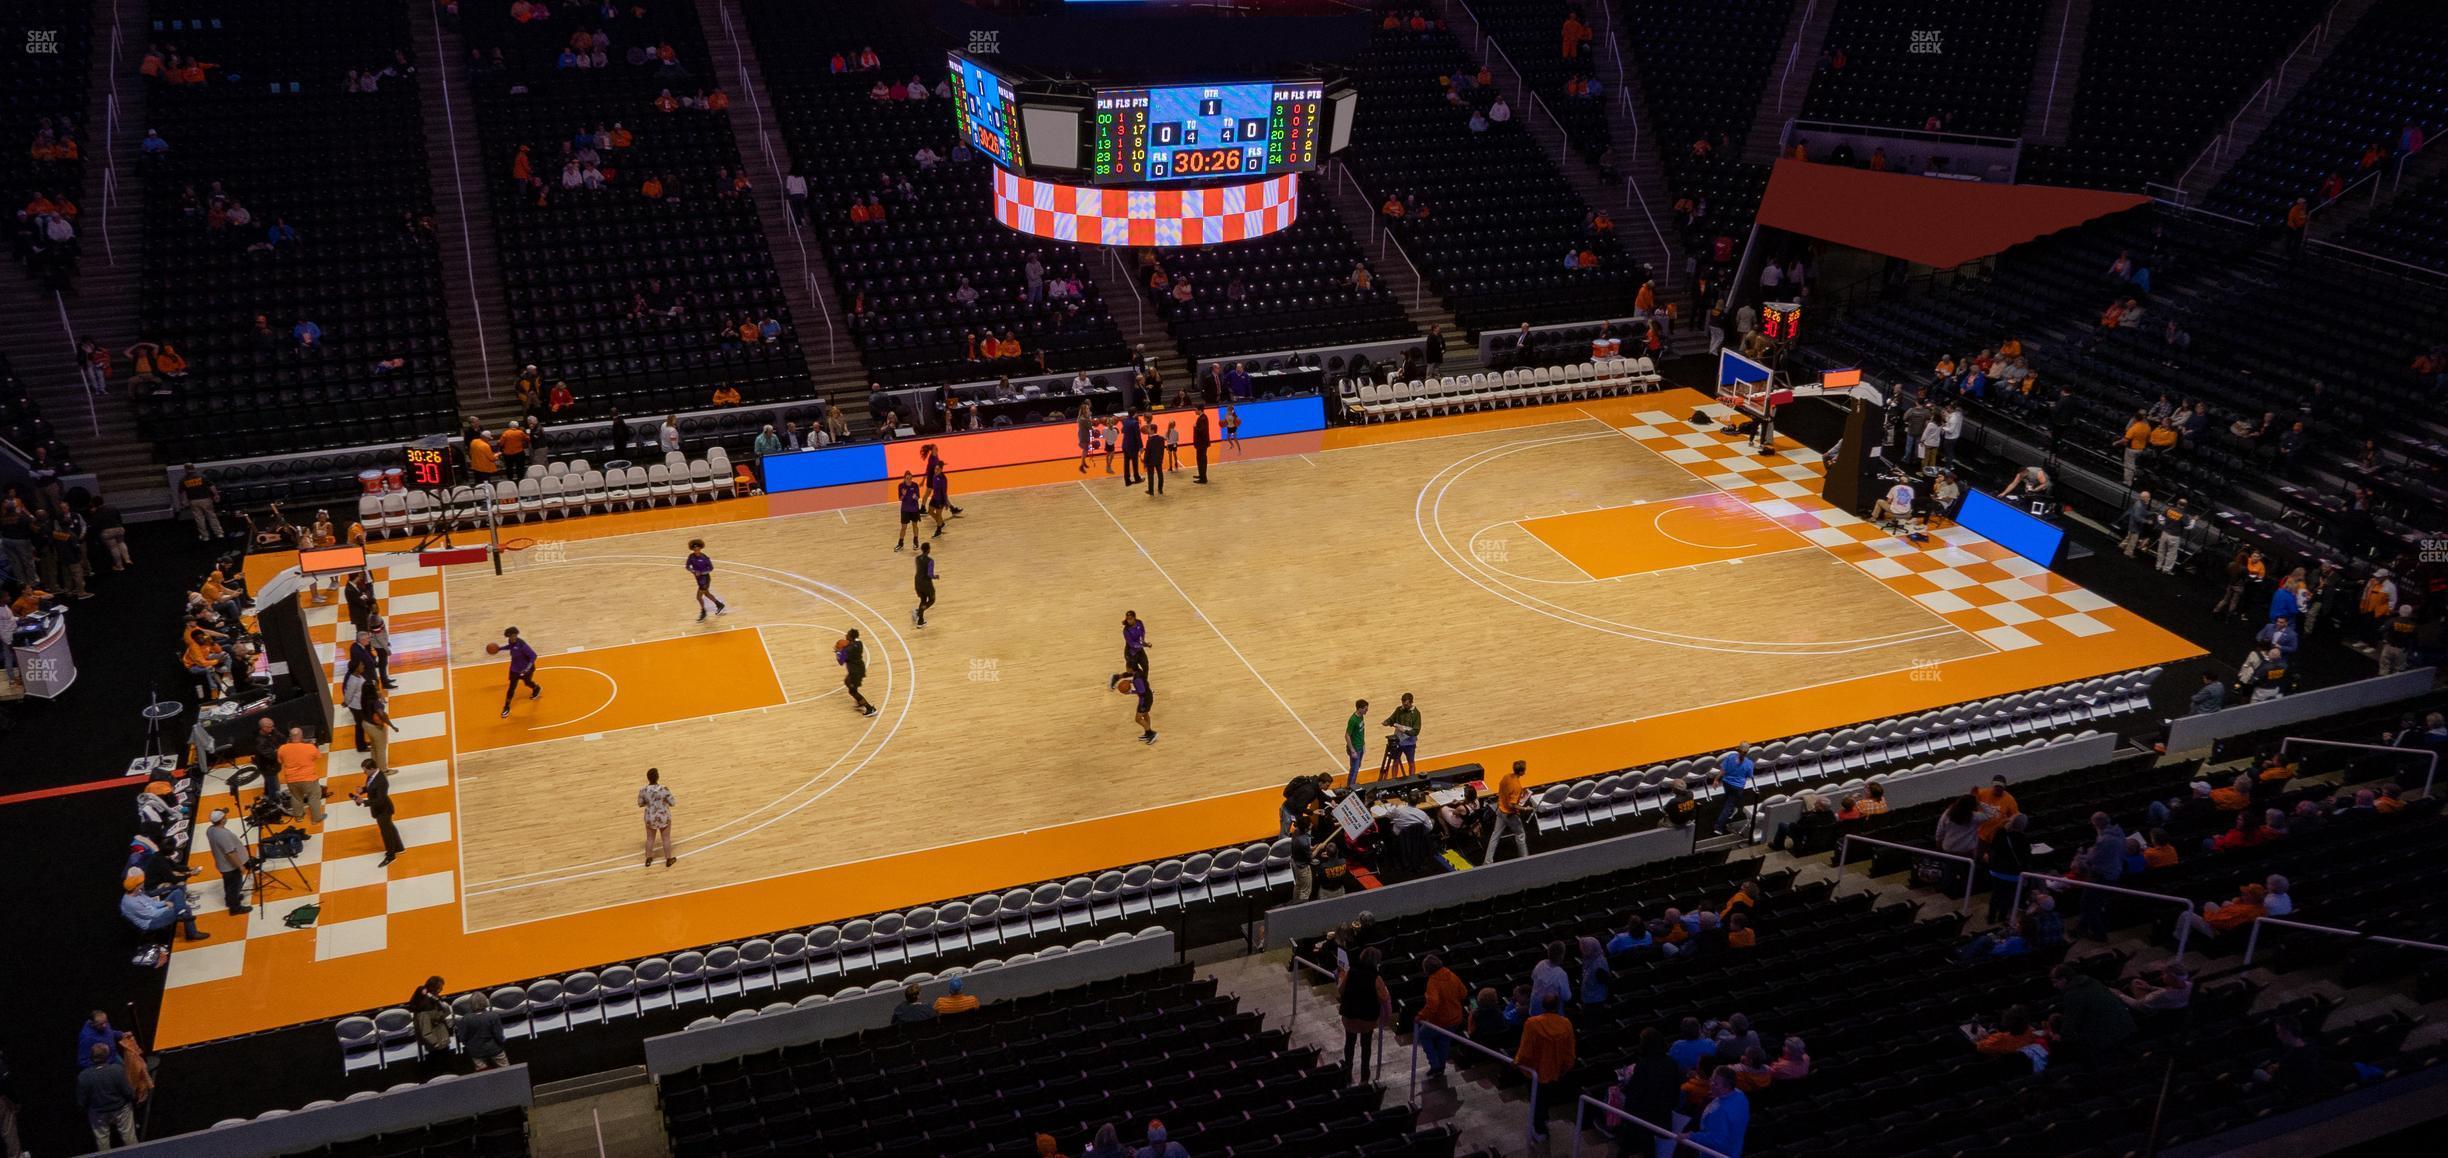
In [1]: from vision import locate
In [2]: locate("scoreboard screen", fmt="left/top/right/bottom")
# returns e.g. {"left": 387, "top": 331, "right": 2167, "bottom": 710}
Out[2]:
{"left": 1092, "top": 80, "right": 1323, "bottom": 183}
{"left": 404, "top": 443, "right": 454, "bottom": 491}
{"left": 948, "top": 53, "right": 1027, "bottom": 169}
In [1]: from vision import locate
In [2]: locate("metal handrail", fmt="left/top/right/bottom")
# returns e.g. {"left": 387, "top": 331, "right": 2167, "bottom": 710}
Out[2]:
{"left": 1573, "top": 1095, "right": 1734, "bottom": 1158}
{"left": 1622, "top": 175, "right": 1672, "bottom": 289}
{"left": 2278, "top": 737, "right": 2439, "bottom": 796}
{"left": 2303, "top": 236, "right": 2448, "bottom": 286}
{"left": 2037, "top": 0, "right": 2072, "bottom": 140}
{"left": 1835, "top": 834, "right": 1976, "bottom": 916}
{"left": 55, "top": 291, "right": 100, "bottom": 437}
{"left": 2171, "top": 0, "right": 2339, "bottom": 192}
{"left": 2149, "top": 196, "right": 2260, "bottom": 229}
{"left": 1378, "top": 229, "right": 1427, "bottom": 313}
{"left": 1528, "top": 89, "right": 1569, "bottom": 167}
{"left": 2011, "top": 871, "right": 2197, "bottom": 956}
{"left": 1409, "top": 1019, "right": 1539, "bottom": 1151}
{"left": 426, "top": 0, "right": 494, "bottom": 396}
{"left": 1777, "top": 0, "right": 1819, "bottom": 118}
{"left": 2243, "top": 917, "right": 2448, "bottom": 966}
{"left": 2309, "top": 166, "right": 2385, "bottom": 217}
{"left": 1786, "top": 117, "right": 2024, "bottom": 149}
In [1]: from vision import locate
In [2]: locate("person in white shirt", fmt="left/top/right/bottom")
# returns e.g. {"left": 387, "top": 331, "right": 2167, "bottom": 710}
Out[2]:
{"left": 1488, "top": 97, "right": 1512, "bottom": 123}
{"left": 1940, "top": 404, "right": 1964, "bottom": 464}
{"left": 784, "top": 171, "right": 808, "bottom": 221}
{"left": 1918, "top": 414, "right": 1945, "bottom": 471}
{"left": 1760, "top": 262, "right": 1784, "bottom": 290}
{"left": 914, "top": 146, "right": 940, "bottom": 170}
{"left": 1872, "top": 480, "right": 1915, "bottom": 524}
{"left": 658, "top": 416, "right": 681, "bottom": 454}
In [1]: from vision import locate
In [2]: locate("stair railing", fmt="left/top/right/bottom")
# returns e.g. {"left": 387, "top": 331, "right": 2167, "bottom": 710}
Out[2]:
{"left": 425, "top": 0, "right": 494, "bottom": 395}
{"left": 1776, "top": 0, "right": 1820, "bottom": 119}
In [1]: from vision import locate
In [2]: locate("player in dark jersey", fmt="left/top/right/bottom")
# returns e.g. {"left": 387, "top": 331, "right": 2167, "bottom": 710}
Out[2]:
{"left": 685, "top": 538, "right": 727, "bottom": 621}
{"left": 1131, "top": 670, "right": 1156, "bottom": 744}
{"left": 838, "top": 628, "right": 877, "bottom": 716}
{"left": 912, "top": 541, "right": 938, "bottom": 627}
{"left": 893, "top": 471, "right": 923, "bottom": 552}
{"left": 925, "top": 446, "right": 962, "bottom": 537}
{"left": 1121, "top": 610, "right": 1150, "bottom": 680}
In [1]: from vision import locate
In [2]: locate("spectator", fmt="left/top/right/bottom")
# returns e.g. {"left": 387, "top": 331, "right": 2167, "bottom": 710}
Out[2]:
{"left": 1983, "top": 813, "right": 2035, "bottom": 923}
{"left": 1417, "top": 953, "right": 1467, "bottom": 1078}
{"left": 933, "top": 976, "right": 980, "bottom": 1015}
{"left": 2072, "top": 812, "right": 2126, "bottom": 939}
{"left": 890, "top": 983, "right": 936, "bottom": 1025}
{"left": 1682, "top": 1065, "right": 1751, "bottom": 1157}
{"left": 1514, "top": 993, "right": 1576, "bottom": 1141}
{"left": 1767, "top": 792, "right": 1835, "bottom": 853}
{"left": 1528, "top": 940, "right": 1572, "bottom": 1010}
{"left": 455, "top": 999, "right": 508, "bottom": 1070}
{"left": 77, "top": 1043, "right": 138, "bottom": 1150}
{"left": 1338, "top": 946, "right": 1390, "bottom": 1083}
{"left": 1769, "top": 1036, "right": 1810, "bottom": 1080}
{"left": 1610, "top": 1029, "right": 1685, "bottom": 1156}
{"left": 1134, "top": 1120, "right": 1186, "bottom": 1158}
{"left": 120, "top": 870, "right": 205, "bottom": 942}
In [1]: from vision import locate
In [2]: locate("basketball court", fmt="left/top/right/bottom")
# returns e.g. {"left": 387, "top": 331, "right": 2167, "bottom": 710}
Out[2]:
{"left": 165, "top": 388, "right": 2200, "bottom": 1046}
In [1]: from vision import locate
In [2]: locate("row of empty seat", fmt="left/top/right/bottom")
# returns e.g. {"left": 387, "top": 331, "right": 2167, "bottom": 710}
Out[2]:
{"left": 351, "top": 450, "right": 740, "bottom": 534}
{"left": 1340, "top": 357, "right": 1660, "bottom": 421}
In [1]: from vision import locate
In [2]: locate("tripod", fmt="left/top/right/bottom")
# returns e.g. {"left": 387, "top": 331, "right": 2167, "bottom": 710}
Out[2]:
{"left": 241, "top": 815, "right": 312, "bottom": 918}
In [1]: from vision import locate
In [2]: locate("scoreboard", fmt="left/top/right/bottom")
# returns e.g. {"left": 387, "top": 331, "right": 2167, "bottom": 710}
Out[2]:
{"left": 948, "top": 53, "right": 1027, "bottom": 169}
{"left": 1092, "top": 80, "right": 1323, "bottom": 183}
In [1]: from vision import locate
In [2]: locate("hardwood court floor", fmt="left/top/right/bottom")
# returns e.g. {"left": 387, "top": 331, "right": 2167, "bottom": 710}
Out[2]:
{"left": 157, "top": 390, "right": 2201, "bottom": 1046}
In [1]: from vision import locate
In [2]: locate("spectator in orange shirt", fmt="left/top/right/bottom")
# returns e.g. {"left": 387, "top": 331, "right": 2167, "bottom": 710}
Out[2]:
{"left": 710, "top": 385, "right": 742, "bottom": 407}
{"left": 1487, "top": 760, "right": 1530, "bottom": 862}
{"left": 466, "top": 431, "right": 501, "bottom": 479}
{"left": 1725, "top": 912, "right": 1757, "bottom": 949}
{"left": 931, "top": 976, "right": 980, "bottom": 1015}
{"left": 2177, "top": 883, "right": 2267, "bottom": 943}
{"left": 2141, "top": 829, "right": 2180, "bottom": 869}
{"left": 2209, "top": 773, "right": 2252, "bottom": 811}
{"left": 277, "top": 726, "right": 328, "bottom": 824}
{"left": 1513, "top": 993, "right": 1576, "bottom": 1140}
{"left": 1416, "top": 954, "right": 1468, "bottom": 1077}
{"left": 498, "top": 424, "right": 530, "bottom": 478}
{"left": 1975, "top": 776, "right": 2019, "bottom": 843}
{"left": 1975, "top": 1007, "right": 2040, "bottom": 1055}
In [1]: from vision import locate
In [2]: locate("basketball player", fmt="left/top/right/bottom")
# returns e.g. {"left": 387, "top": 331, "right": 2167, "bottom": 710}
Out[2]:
{"left": 1119, "top": 670, "right": 1156, "bottom": 745}
{"left": 496, "top": 627, "right": 541, "bottom": 716}
{"left": 893, "top": 470, "right": 924, "bottom": 551}
{"left": 637, "top": 767, "right": 675, "bottom": 868}
{"left": 1121, "top": 610, "right": 1149, "bottom": 680}
{"left": 925, "top": 446, "right": 962, "bottom": 528}
{"left": 912, "top": 542, "right": 938, "bottom": 628}
{"left": 685, "top": 538, "right": 728, "bottom": 621}
{"left": 839, "top": 629, "right": 878, "bottom": 716}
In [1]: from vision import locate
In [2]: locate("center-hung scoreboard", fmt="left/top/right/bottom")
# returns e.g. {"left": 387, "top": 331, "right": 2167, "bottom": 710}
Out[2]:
{"left": 1090, "top": 80, "right": 1324, "bottom": 182}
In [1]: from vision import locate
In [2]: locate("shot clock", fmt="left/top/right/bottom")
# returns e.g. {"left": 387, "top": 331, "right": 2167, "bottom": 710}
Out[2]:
{"left": 403, "top": 441, "right": 455, "bottom": 491}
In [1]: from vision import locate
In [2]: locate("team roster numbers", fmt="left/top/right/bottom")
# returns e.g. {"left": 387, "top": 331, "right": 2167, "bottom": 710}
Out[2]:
{"left": 1094, "top": 80, "right": 1322, "bottom": 184}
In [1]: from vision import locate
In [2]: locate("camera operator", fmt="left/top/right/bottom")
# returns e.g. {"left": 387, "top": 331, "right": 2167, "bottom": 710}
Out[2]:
{"left": 204, "top": 808, "right": 254, "bottom": 915}
{"left": 247, "top": 714, "right": 289, "bottom": 813}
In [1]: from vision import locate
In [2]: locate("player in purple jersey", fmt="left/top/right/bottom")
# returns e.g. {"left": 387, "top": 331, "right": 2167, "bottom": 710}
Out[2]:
{"left": 1121, "top": 610, "right": 1150, "bottom": 680}
{"left": 686, "top": 538, "right": 728, "bottom": 621}
{"left": 497, "top": 626, "right": 541, "bottom": 718}
{"left": 912, "top": 542, "right": 939, "bottom": 627}
{"left": 893, "top": 471, "right": 924, "bottom": 552}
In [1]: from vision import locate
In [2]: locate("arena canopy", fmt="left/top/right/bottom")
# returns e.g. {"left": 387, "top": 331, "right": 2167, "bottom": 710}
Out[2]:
{"left": 1756, "top": 158, "right": 2151, "bottom": 269}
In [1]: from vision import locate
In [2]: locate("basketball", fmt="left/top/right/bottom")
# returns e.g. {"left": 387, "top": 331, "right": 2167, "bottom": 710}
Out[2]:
{"left": 485, "top": 642, "right": 501, "bottom": 655}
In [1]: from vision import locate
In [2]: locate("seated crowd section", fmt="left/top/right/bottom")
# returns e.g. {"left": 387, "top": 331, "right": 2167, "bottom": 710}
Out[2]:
{"left": 1460, "top": 0, "right": 1614, "bottom": 163}
{"left": 1290, "top": 695, "right": 2448, "bottom": 1156}
{"left": 459, "top": 0, "right": 810, "bottom": 416}
{"left": 742, "top": 1, "right": 1131, "bottom": 389}
{"left": 1798, "top": 0, "right": 2047, "bottom": 139}
{"left": 1814, "top": 204, "right": 2448, "bottom": 587}
{"left": 658, "top": 966, "right": 1463, "bottom": 1158}
{"left": 2201, "top": 0, "right": 2448, "bottom": 226}
{"left": 130, "top": 0, "right": 460, "bottom": 464}
{"left": 4, "top": 0, "right": 93, "bottom": 292}
{"left": 2018, "top": 0, "right": 2323, "bottom": 193}
{"left": 1129, "top": 174, "right": 1415, "bottom": 364}
{"left": 1618, "top": 0, "right": 1790, "bottom": 289}
{"left": 1346, "top": 7, "right": 1639, "bottom": 331}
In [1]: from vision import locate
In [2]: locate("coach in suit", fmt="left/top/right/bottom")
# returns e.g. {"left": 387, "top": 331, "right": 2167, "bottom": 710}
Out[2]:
{"left": 355, "top": 760, "right": 405, "bottom": 866}
{"left": 1142, "top": 430, "right": 1167, "bottom": 496}
{"left": 1193, "top": 409, "right": 1212, "bottom": 483}
{"left": 1121, "top": 413, "right": 1144, "bottom": 486}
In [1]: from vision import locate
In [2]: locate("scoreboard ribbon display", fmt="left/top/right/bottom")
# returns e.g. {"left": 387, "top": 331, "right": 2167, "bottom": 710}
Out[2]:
{"left": 993, "top": 169, "right": 1299, "bottom": 247}
{"left": 1093, "top": 80, "right": 1322, "bottom": 184}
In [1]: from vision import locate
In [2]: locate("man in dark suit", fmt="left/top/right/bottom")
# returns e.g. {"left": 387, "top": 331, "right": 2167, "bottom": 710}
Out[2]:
{"left": 1142, "top": 429, "right": 1167, "bottom": 496}
{"left": 1193, "top": 409, "right": 1212, "bottom": 484}
{"left": 352, "top": 758, "right": 405, "bottom": 866}
{"left": 1121, "top": 412, "right": 1143, "bottom": 486}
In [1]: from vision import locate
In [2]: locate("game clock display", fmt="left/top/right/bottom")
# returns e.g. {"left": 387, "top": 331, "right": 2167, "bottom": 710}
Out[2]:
{"left": 1093, "top": 80, "right": 1322, "bottom": 183}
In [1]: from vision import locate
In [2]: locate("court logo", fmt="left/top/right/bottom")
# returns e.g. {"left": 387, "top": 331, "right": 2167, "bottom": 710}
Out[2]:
{"left": 1910, "top": 29, "right": 1942, "bottom": 55}
{"left": 25, "top": 30, "right": 60, "bottom": 54}
{"left": 968, "top": 657, "right": 1000, "bottom": 682}
{"left": 967, "top": 30, "right": 1000, "bottom": 55}
{"left": 1471, "top": 537, "right": 1511, "bottom": 564}
{"left": 1908, "top": 658, "right": 1943, "bottom": 682}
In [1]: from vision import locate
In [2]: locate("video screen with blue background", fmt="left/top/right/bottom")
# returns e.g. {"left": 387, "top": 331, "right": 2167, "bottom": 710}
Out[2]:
{"left": 948, "top": 54, "right": 1025, "bottom": 169}
{"left": 1955, "top": 490, "right": 2067, "bottom": 570}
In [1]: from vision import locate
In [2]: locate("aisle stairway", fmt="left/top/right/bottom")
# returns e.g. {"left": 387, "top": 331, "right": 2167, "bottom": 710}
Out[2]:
{"left": 693, "top": 0, "right": 865, "bottom": 409}
{"left": 2171, "top": 0, "right": 2381, "bottom": 202}
{"left": 408, "top": 0, "right": 512, "bottom": 423}
{"left": 2025, "top": 0, "right": 2095, "bottom": 147}
{"left": 1740, "top": 0, "right": 1838, "bottom": 163}
{"left": 0, "top": 0, "right": 157, "bottom": 509}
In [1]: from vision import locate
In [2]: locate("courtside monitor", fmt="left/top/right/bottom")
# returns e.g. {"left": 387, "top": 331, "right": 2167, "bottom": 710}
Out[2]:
{"left": 1956, "top": 489, "right": 2068, "bottom": 570}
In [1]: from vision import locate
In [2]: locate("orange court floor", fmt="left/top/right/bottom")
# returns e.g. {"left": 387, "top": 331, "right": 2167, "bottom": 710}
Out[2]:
{"left": 164, "top": 388, "right": 2202, "bottom": 1048}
